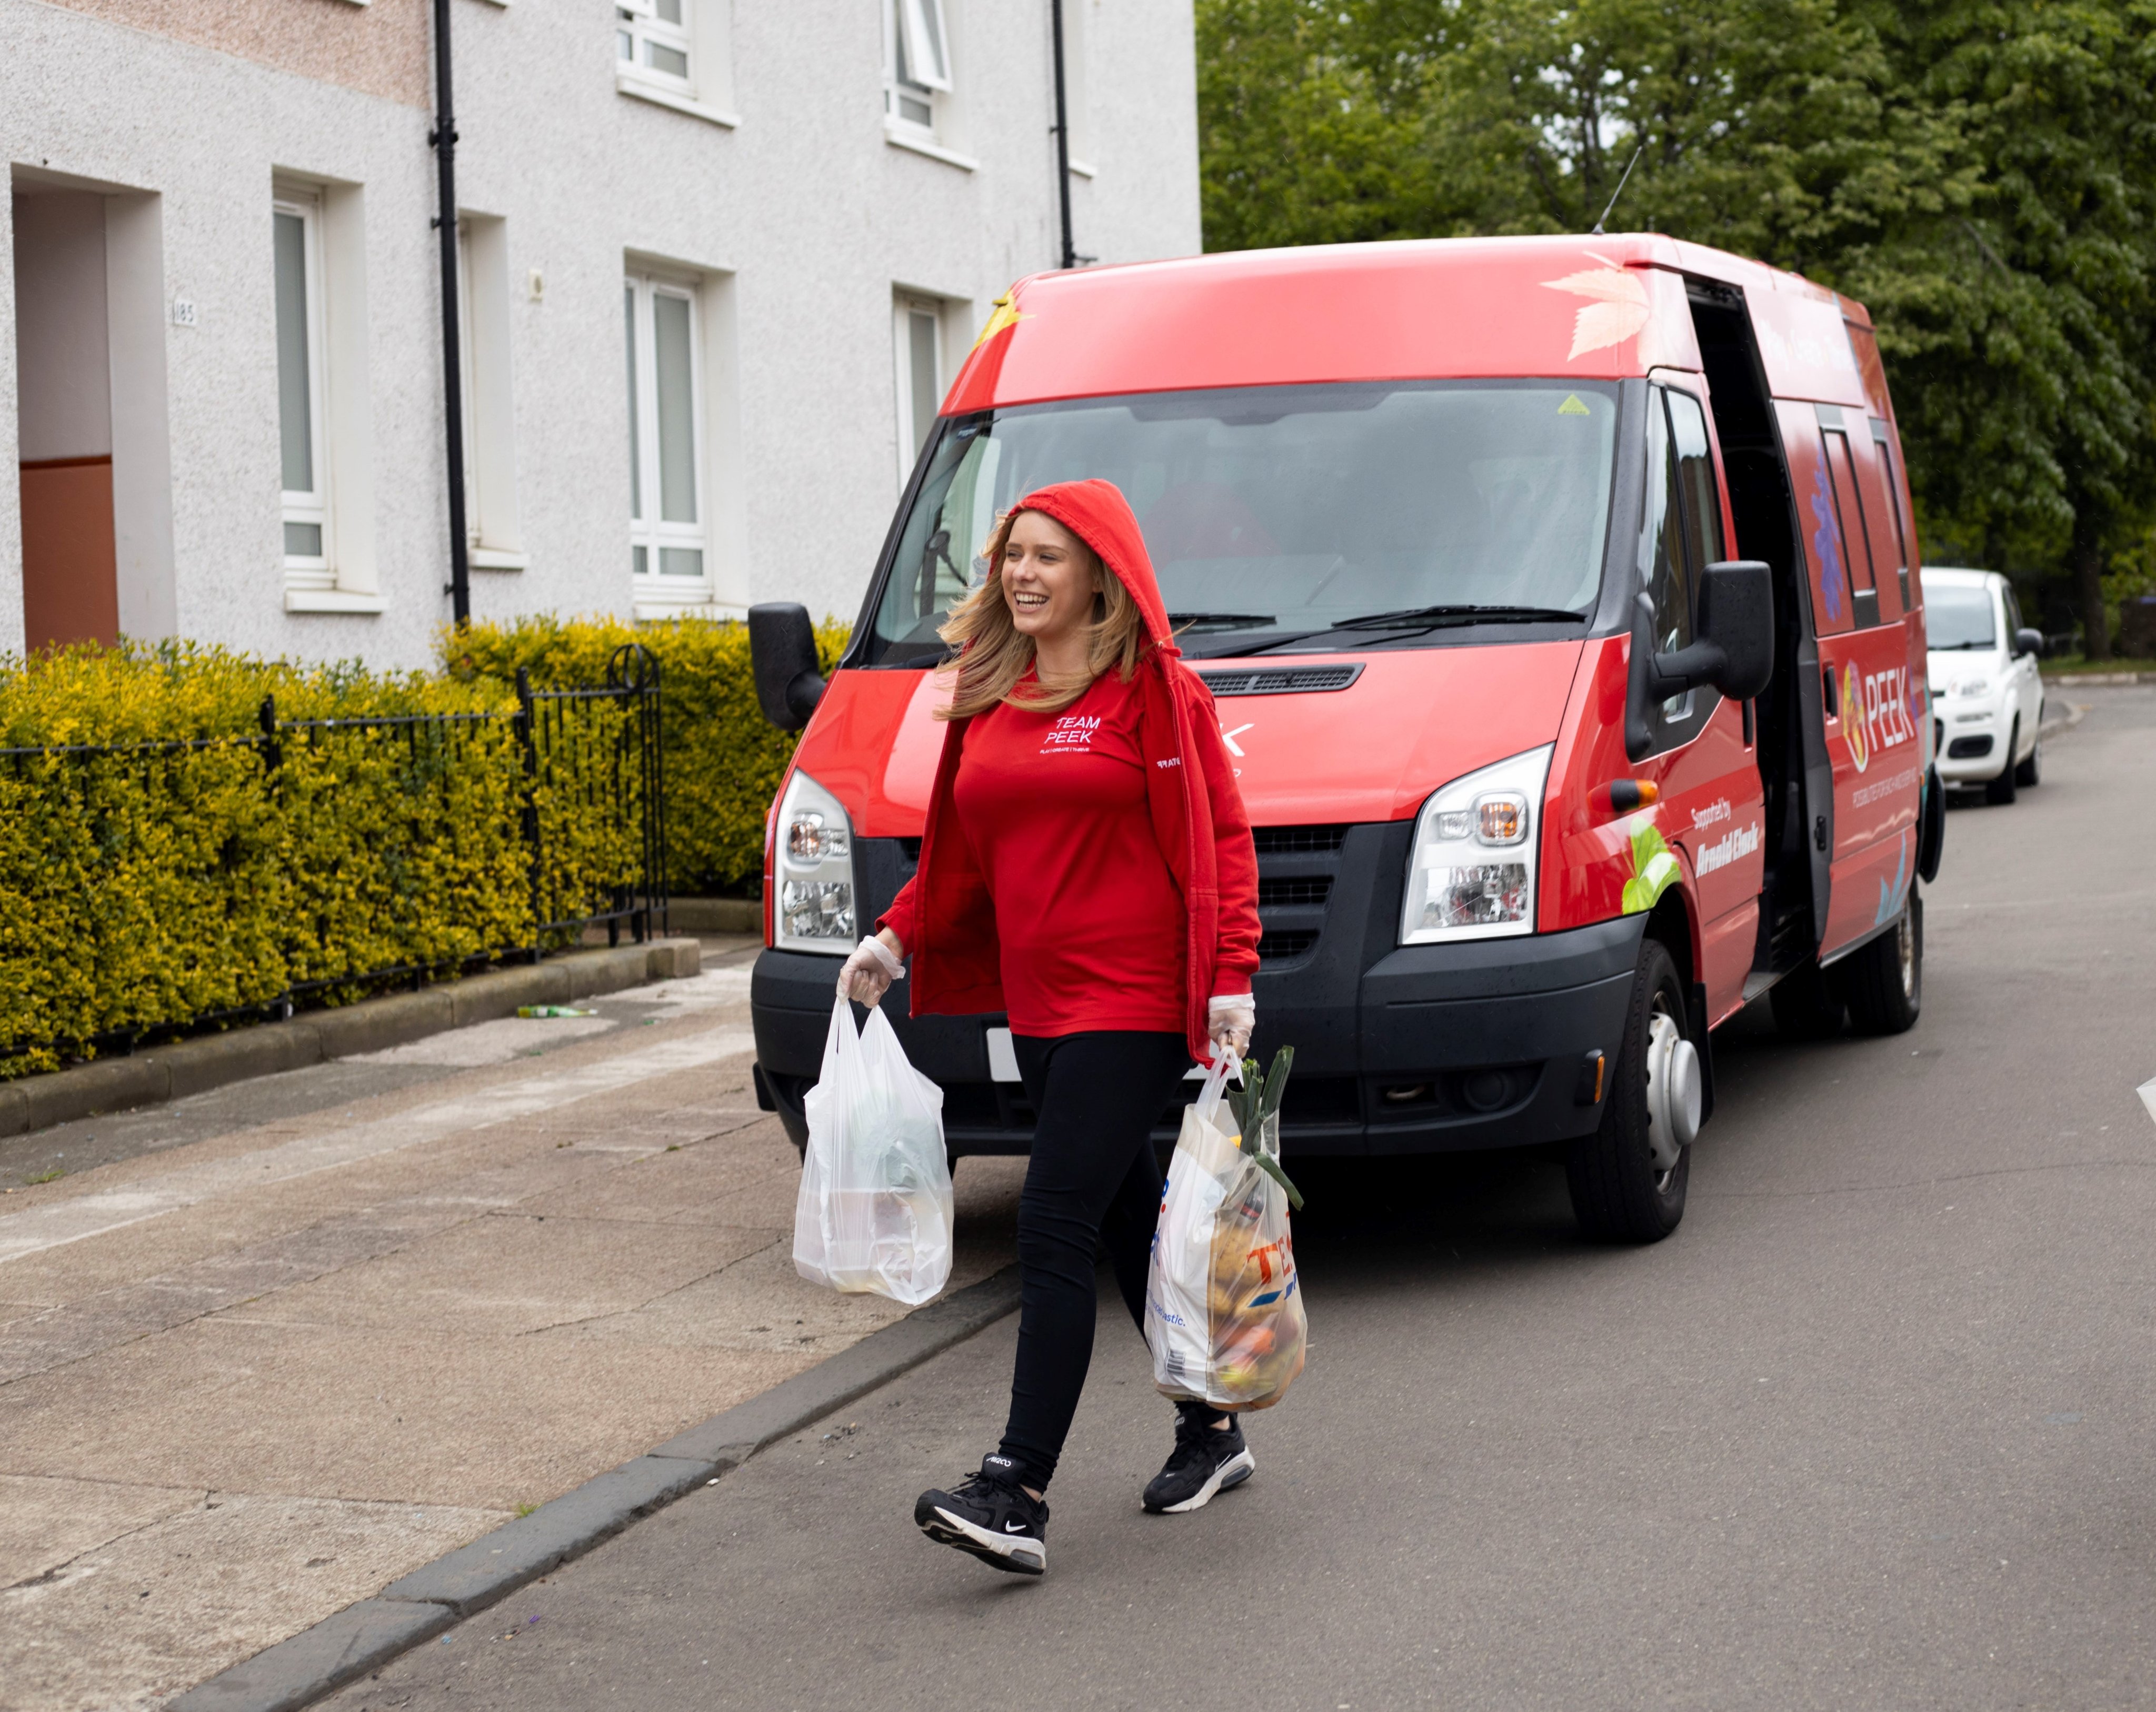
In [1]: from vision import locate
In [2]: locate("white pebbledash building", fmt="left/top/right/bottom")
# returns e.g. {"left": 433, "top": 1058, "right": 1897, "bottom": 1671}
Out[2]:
{"left": 1, "top": 0, "right": 1200, "bottom": 666}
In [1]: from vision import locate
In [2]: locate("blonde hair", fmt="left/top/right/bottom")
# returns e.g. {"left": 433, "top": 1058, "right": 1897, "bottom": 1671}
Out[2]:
{"left": 935, "top": 508, "right": 1150, "bottom": 720}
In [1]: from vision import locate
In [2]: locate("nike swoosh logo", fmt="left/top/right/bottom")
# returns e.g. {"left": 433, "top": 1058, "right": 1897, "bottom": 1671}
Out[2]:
{"left": 1003, "top": 1521, "right": 1029, "bottom": 1533}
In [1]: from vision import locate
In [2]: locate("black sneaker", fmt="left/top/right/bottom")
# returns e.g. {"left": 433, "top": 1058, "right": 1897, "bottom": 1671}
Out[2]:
{"left": 915, "top": 1454, "right": 1049, "bottom": 1575}
{"left": 1143, "top": 1409, "right": 1255, "bottom": 1514}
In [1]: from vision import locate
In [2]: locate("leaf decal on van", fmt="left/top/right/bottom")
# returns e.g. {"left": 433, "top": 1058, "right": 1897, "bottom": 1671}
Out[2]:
{"left": 1621, "top": 818, "right": 1681, "bottom": 914}
{"left": 1541, "top": 267, "right": 1651, "bottom": 360}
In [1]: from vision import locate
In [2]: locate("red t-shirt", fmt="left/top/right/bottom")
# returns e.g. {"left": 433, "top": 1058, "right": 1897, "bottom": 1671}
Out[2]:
{"left": 949, "top": 670, "right": 1187, "bottom": 1038}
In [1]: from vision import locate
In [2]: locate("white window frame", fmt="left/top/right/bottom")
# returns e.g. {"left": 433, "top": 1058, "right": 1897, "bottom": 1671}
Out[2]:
{"left": 885, "top": 0, "right": 973, "bottom": 166}
{"left": 457, "top": 215, "right": 524, "bottom": 570}
{"left": 625, "top": 268, "right": 712, "bottom": 608}
{"left": 1059, "top": 0, "right": 1096, "bottom": 176}
{"left": 617, "top": 0, "right": 692, "bottom": 89}
{"left": 614, "top": 0, "right": 737, "bottom": 126}
{"left": 893, "top": 293, "right": 949, "bottom": 489}
{"left": 275, "top": 190, "right": 332, "bottom": 588}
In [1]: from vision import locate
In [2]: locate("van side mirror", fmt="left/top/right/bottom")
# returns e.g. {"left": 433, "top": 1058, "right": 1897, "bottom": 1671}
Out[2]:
{"left": 748, "top": 603, "right": 827, "bottom": 731}
{"left": 1652, "top": 560, "right": 1775, "bottom": 703}
{"left": 2012, "top": 626, "right": 2044, "bottom": 660}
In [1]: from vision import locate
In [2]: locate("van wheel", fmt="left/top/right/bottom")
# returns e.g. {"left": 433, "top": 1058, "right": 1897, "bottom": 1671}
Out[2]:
{"left": 1565, "top": 938, "right": 1694, "bottom": 1244}
{"left": 1769, "top": 958, "right": 1846, "bottom": 1040}
{"left": 1842, "top": 894, "right": 1923, "bottom": 1036}
{"left": 1985, "top": 719, "right": 2020, "bottom": 804}
{"left": 2015, "top": 722, "right": 2042, "bottom": 788}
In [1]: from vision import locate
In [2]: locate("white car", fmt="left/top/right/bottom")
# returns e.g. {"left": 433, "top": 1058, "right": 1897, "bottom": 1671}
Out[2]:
{"left": 1924, "top": 566, "right": 2044, "bottom": 802}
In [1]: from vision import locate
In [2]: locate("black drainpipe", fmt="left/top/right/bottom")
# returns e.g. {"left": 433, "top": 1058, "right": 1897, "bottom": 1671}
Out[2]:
{"left": 1050, "top": 0, "right": 1075, "bottom": 270}
{"left": 431, "top": 0, "right": 472, "bottom": 628}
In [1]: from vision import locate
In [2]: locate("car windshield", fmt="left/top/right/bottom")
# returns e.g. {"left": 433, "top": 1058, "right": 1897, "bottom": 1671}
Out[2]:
{"left": 861, "top": 381, "right": 1620, "bottom": 662}
{"left": 1927, "top": 585, "right": 1997, "bottom": 651}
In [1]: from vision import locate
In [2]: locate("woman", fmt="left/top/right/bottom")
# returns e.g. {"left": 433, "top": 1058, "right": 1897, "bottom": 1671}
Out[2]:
{"left": 836, "top": 478, "right": 1262, "bottom": 1577}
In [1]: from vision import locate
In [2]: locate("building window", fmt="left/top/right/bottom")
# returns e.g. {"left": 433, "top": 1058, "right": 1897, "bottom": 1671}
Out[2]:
{"left": 617, "top": 0, "right": 692, "bottom": 86}
{"left": 893, "top": 294, "right": 946, "bottom": 485}
{"left": 274, "top": 192, "right": 330, "bottom": 580}
{"left": 884, "top": 0, "right": 952, "bottom": 133}
{"left": 625, "top": 271, "right": 706, "bottom": 593}
{"left": 457, "top": 215, "right": 523, "bottom": 569}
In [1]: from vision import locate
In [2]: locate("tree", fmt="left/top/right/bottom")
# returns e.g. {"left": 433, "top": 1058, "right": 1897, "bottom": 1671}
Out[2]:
{"left": 1195, "top": 0, "right": 2156, "bottom": 654}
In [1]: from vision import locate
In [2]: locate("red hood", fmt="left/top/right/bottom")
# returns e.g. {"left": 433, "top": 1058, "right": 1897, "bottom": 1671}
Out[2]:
{"left": 1001, "top": 478, "right": 1179, "bottom": 652}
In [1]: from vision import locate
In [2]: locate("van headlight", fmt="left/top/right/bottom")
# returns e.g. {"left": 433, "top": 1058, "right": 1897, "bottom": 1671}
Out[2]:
{"left": 775, "top": 768, "right": 856, "bottom": 954}
{"left": 1400, "top": 745, "right": 1553, "bottom": 944}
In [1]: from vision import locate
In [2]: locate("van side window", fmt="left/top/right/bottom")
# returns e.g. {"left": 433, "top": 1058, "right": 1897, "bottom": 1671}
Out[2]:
{"left": 1643, "top": 392, "right": 1694, "bottom": 662}
{"left": 1821, "top": 427, "right": 1881, "bottom": 628}
{"left": 1669, "top": 390, "right": 1725, "bottom": 580}
{"left": 1870, "top": 421, "right": 1914, "bottom": 613}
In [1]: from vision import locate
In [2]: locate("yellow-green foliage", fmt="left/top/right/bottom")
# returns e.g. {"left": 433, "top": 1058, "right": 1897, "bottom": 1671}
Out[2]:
{"left": 445, "top": 613, "right": 850, "bottom": 892}
{"left": 0, "top": 642, "right": 641, "bottom": 1078}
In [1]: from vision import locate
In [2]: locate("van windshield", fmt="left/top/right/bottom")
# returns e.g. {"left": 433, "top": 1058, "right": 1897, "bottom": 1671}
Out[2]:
{"left": 861, "top": 380, "right": 1620, "bottom": 663}
{"left": 1925, "top": 585, "right": 1997, "bottom": 651}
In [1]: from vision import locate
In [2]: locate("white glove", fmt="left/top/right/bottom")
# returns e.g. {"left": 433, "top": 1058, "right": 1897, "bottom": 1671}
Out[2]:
{"left": 837, "top": 935, "right": 905, "bottom": 1006}
{"left": 1207, "top": 992, "right": 1255, "bottom": 1063}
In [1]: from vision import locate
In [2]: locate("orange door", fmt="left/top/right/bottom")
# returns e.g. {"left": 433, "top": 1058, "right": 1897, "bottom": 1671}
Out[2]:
{"left": 19, "top": 454, "right": 119, "bottom": 650}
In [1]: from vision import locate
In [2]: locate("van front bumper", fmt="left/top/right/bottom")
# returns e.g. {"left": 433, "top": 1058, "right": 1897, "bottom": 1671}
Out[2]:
{"left": 750, "top": 824, "right": 1645, "bottom": 1159}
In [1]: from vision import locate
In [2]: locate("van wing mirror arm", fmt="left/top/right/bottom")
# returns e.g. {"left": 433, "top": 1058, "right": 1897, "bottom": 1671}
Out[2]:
{"left": 747, "top": 603, "right": 828, "bottom": 732}
{"left": 1624, "top": 561, "right": 1775, "bottom": 761}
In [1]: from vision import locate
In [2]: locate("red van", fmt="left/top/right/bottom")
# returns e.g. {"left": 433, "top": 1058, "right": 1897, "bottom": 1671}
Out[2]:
{"left": 746, "top": 235, "right": 1944, "bottom": 1242}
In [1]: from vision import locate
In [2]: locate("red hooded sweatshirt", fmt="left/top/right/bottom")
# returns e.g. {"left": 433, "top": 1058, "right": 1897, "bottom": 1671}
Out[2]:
{"left": 879, "top": 479, "right": 1261, "bottom": 1062}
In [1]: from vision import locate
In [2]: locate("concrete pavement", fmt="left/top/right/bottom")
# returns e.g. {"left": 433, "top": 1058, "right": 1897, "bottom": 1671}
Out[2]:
{"left": 0, "top": 942, "right": 1026, "bottom": 1709}
{"left": 326, "top": 684, "right": 2156, "bottom": 1711}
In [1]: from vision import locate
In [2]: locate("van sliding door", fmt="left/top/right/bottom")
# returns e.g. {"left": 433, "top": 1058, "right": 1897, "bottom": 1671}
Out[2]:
{"left": 1779, "top": 400, "right": 1924, "bottom": 963}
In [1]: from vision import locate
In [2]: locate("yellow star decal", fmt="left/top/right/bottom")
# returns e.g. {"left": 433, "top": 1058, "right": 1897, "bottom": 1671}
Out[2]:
{"left": 971, "top": 292, "right": 1026, "bottom": 350}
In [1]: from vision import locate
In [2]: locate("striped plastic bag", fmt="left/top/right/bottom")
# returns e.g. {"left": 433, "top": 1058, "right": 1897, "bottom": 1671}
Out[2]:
{"left": 1144, "top": 1057, "right": 1307, "bottom": 1410}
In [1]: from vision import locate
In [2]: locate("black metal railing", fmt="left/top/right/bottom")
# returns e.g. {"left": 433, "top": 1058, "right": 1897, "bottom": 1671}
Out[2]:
{"left": 0, "top": 647, "right": 666, "bottom": 1073}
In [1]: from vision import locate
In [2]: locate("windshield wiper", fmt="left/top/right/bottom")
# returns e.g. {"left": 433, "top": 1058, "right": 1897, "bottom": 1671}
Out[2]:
{"left": 1330, "top": 603, "right": 1588, "bottom": 632}
{"left": 1930, "top": 640, "right": 1994, "bottom": 651}
{"left": 1168, "top": 612, "right": 1277, "bottom": 631}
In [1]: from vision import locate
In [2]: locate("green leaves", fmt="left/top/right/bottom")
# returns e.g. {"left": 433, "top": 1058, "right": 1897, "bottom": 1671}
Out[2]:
{"left": 1196, "top": 0, "right": 2156, "bottom": 647}
{"left": 1226, "top": 1045, "right": 1306, "bottom": 1209}
{"left": 447, "top": 613, "right": 850, "bottom": 892}
{"left": 0, "top": 644, "right": 647, "bottom": 1077}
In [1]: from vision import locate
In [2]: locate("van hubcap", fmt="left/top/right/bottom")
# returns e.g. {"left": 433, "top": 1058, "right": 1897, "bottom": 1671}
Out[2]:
{"left": 1642, "top": 1003, "right": 1701, "bottom": 1178}
{"left": 1897, "top": 907, "right": 1916, "bottom": 1000}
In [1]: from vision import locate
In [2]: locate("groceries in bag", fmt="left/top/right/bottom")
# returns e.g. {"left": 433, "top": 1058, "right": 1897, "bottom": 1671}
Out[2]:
{"left": 793, "top": 997, "right": 954, "bottom": 1306}
{"left": 1145, "top": 1048, "right": 1308, "bottom": 1411}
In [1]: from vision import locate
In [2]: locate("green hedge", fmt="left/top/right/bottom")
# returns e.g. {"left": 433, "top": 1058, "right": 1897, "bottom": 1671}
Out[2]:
{"left": 0, "top": 642, "right": 642, "bottom": 1078}
{"left": 444, "top": 613, "right": 851, "bottom": 893}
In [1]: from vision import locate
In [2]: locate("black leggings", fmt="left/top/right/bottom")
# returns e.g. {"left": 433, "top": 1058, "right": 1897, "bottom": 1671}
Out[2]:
{"left": 998, "top": 1030, "right": 1194, "bottom": 1491}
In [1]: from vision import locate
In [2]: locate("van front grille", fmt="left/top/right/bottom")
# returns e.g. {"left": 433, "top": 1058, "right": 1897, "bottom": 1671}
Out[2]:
{"left": 1251, "top": 824, "right": 1349, "bottom": 855}
{"left": 1257, "top": 930, "right": 1319, "bottom": 962}
{"left": 1258, "top": 875, "right": 1333, "bottom": 908}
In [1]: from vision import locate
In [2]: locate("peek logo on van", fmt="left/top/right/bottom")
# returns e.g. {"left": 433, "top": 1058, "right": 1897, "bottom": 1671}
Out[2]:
{"left": 1839, "top": 661, "right": 1915, "bottom": 775}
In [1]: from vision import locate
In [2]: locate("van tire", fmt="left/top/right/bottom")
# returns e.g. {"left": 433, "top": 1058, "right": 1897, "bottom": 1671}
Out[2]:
{"left": 1985, "top": 719, "right": 2020, "bottom": 804}
{"left": 1842, "top": 893, "right": 1923, "bottom": 1036}
{"left": 1565, "top": 938, "right": 1690, "bottom": 1244}
{"left": 1769, "top": 958, "right": 1846, "bottom": 1039}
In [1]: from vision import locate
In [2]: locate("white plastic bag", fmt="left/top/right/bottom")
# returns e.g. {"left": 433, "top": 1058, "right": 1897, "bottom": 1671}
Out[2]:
{"left": 793, "top": 998, "right": 954, "bottom": 1306}
{"left": 1144, "top": 1057, "right": 1307, "bottom": 1410}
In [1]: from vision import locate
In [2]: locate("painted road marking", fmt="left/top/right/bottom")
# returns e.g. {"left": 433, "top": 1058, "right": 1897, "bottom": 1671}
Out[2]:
{"left": 0, "top": 1028, "right": 755, "bottom": 1267}
{"left": 2140, "top": 1075, "right": 2156, "bottom": 1130}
